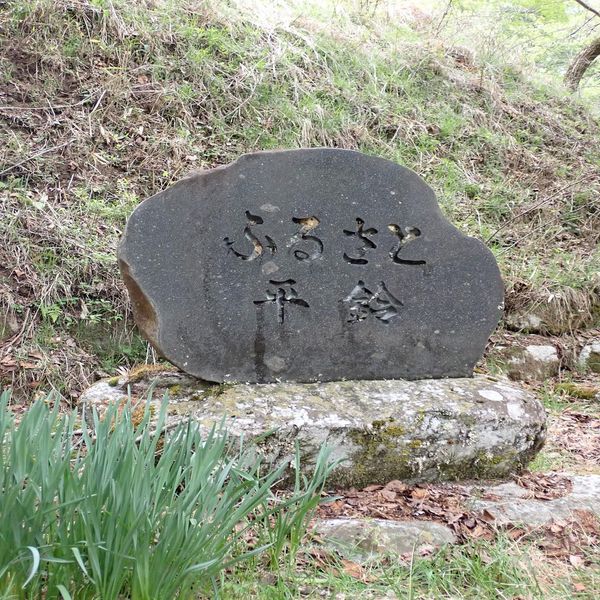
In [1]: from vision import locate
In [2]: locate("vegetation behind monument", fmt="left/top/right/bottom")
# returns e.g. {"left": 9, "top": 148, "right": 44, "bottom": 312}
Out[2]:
{"left": 0, "top": 0, "right": 598, "bottom": 398}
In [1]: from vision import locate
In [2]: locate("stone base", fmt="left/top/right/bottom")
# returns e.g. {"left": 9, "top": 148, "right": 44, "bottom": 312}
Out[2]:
{"left": 316, "top": 518, "right": 456, "bottom": 563}
{"left": 468, "top": 474, "right": 600, "bottom": 525}
{"left": 80, "top": 370, "right": 546, "bottom": 487}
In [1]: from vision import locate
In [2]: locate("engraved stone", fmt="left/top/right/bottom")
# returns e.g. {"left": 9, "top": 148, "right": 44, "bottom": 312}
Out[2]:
{"left": 119, "top": 149, "right": 504, "bottom": 383}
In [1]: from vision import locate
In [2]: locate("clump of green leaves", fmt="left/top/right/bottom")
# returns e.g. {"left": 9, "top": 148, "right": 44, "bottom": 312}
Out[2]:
{"left": 0, "top": 390, "right": 334, "bottom": 599}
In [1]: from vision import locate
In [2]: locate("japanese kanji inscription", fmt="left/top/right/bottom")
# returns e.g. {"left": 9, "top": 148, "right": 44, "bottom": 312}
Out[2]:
{"left": 119, "top": 149, "right": 504, "bottom": 383}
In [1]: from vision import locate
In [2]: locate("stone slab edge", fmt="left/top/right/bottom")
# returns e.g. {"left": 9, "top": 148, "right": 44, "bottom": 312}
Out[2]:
{"left": 80, "top": 373, "right": 546, "bottom": 487}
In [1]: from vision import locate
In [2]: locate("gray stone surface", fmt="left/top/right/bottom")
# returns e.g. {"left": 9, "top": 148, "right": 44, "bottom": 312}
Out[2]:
{"left": 315, "top": 518, "right": 455, "bottom": 562}
{"left": 505, "top": 311, "right": 545, "bottom": 334}
{"left": 119, "top": 149, "right": 503, "bottom": 383}
{"left": 492, "top": 344, "right": 560, "bottom": 382}
{"left": 80, "top": 372, "right": 546, "bottom": 487}
{"left": 578, "top": 343, "right": 600, "bottom": 374}
{"left": 0, "top": 307, "right": 18, "bottom": 343}
{"left": 469, "top": 474, "right": 600, "bottom": 525}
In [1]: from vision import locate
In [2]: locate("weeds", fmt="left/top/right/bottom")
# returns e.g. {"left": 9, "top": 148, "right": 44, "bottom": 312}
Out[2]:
{"left": 0, "top": 389, "right": 335, "bottom": 599}
{"left": 261, "top": 443, "right": 334, "bottom": 571}
{"left": 221, "top": 534, "right": 593, "bottom": 599}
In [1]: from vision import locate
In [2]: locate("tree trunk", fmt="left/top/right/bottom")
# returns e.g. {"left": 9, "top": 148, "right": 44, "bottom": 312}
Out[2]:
{"left": 564, "top": 37, "right": 600, "bottom": 91}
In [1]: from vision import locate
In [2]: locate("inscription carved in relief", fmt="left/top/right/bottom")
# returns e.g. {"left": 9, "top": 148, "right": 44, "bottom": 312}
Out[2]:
{"left": 388, "top": 224, "right": 426, "bottom": 266}
{"left": 223, "top": 211, "right": 277, "bottom": 261}
{"left": 119, "top": 149, "right": 505, "bottom": 384}
{"left": 343, "top": 218, "right": 378, "bottom": 265}
{"left": 290, "top": 216, "right": 323, "bottom": 261}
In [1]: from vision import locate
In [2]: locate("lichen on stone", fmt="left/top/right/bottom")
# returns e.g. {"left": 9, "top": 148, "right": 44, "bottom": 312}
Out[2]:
{"left": 79, "top": 373, "right": 547, "bottom": 488}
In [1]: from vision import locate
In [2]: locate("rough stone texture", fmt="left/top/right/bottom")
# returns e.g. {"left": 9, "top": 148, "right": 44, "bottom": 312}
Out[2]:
{"left": 0, "top": 308, "right": 18, "bottom": 344}
{"left": 578, "top": 343, "right": 600, "bottom": 374}
{"left": 119, "top": 149, "right": 504, "bottom": 384}
{"left": 491, "top": 344, "right": 560, "bottom": 382}
{"left": 505, "top": 311, "right": 546, "bottom": 334}
{"left": 315, "top": 518, "right": 455, "bottom": 562}
{"left": 79, "top": 371, "right": 546, "bottom": 487}
{"left": 314, "top": 474, "right": 600, "bottom": 562}
{"left": 468, "top": 474, "right": 600, "bottom": 526}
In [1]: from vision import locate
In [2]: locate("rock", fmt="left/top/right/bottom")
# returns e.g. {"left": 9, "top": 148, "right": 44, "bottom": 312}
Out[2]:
{"left": 491, "top": 344, "right": 560, "bottom": 382}
{"left": 505, "top": 311, "right": 545, "bottom": 334}
{"left": 468, "top": 474, "right": 600, "bottom": 526}
{"left": 0, "top": 308, "right": 18, "bottom": 343}
{"left": 315, "top": 518, "right": 455, "bottom": 562}
{"left": 80, "top": 372, "right": 546, "bottom": 487}
{"left": 119, "top": 149, "right": 503, "bottom": 384}
{"left": 578, "top": 343, "right": 600, "bottom": 374}
{"left": 554, "top": 381, "right": 599, "bottom": 400}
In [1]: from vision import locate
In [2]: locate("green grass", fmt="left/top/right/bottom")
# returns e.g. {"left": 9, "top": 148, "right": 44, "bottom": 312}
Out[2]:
{"left": 0, "top": 390, "right": 335, "bottom": 599}
{"left": 220, "top": 535, "right": 597, "bottom": 599}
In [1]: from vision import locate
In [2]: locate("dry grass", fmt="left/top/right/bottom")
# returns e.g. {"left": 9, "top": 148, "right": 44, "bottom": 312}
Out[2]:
{"left": 1, "top": 0, "right": 599, "bottom": 399}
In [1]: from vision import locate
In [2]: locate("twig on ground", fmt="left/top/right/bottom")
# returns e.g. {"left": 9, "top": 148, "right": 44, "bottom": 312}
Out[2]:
{"left": 0, "top": 96, "right": 95, "bottom": 111}
{"left": 0, "top": 140, "right": 75, "bottom": 177}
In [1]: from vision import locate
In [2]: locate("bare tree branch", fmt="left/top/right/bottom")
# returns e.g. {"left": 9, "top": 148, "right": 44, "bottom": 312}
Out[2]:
{"left": 564, "top": 36, "right": 600, "bottom": 89}
{"left": 572, "top": 0, "right": 600, "bottom": 19}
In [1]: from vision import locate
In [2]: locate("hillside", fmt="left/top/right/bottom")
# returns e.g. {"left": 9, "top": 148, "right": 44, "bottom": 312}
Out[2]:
{"left": 1, "top": 0, "right": 599, "bottom": 400}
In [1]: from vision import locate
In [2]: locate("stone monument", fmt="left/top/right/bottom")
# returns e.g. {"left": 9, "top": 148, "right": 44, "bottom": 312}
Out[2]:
{"left": 81, "top": 149, "right": 546, "bottom": 486}
{"left": 118, "top": 149, "right": 504, "bottom": 384}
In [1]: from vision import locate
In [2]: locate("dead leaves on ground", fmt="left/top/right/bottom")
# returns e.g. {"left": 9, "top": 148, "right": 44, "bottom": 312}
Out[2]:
{"left": 513, "top": 471, "right": 573, "bottom": 500}
{"left": 317, "top": 474, "right": 599, "bottom": 565}
{"left": 318, "top": 479, "right": 495, "bottom": 542}
{"left": 546, "top": 409, "right": 600, "bottom": 466}
{"left": 512, "top": 508, "right": 600, "bottom": 565}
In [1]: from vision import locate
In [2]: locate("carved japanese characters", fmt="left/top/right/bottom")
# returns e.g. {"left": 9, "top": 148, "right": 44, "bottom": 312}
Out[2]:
{"left": 119, "top": 149, "right": 504, "bottom": 383}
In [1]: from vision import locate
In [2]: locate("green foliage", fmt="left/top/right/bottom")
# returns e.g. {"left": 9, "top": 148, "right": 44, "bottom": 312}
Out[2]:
{"left": 261, "top": 443, "right": 334, "bottom": 570}
{"left": 0, "top": 390, "right": 334, "bottom": 598}
{"left": 513, "top": 0, "right": 568, "bottom": 23}
{"left": 446, "top": 0, "right": 599, "bottom": 99}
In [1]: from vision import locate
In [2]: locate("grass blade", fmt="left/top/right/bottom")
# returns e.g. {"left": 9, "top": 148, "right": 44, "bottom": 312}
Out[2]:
{"left": 22, "top": 546, "right": 40, "bottom": 588}
{"left": 56, "top": 584, "right": 73, "bottom": 600}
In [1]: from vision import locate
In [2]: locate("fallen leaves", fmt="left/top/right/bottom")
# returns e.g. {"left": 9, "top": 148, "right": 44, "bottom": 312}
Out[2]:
{"left": 317, "top": 480, "right": 495, "bottom": 542}
{"left": 317, "top": 476, "right": 600, "bottom": 570}
{"left": 513, "top": 471, "right": 573, "bottom": 500}
{"left": 545, "top": 409, "right": 600, "bottom": 467}
{"left": 340, "top": 559, "right": 364, "bottom": 579}
{"left": 510, "top": 508, "right": 600, "bottom": 565}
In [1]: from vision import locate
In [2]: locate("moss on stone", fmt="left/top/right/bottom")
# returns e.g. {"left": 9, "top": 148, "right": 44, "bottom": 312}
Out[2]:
{"left": 414, "top": 410, "right": 426, "bottom": 426}
{"left": 555, "top": 381, "right": 599, "bottom": 400}
{"left": 342, "top": 427, "right": 415, "bottom": 488}
{"left": 333, "top": 425, "right": 541, "bottom": 488}
{"left": 127, "top": 363, "right": 177, "bottom": 383}
{"left": 198, "top": 382, "right": 235, "bottom": 401}
{"left": 107, "top": 376, "right": 120, "bottom": 387}
{"left": 382, "top": 424, "right": 406, "bottom": 436}
{"left": 168, "top": 384, "right": 182, "bottom": 396}
{"left": 131, "top": 403, "right": 156, "bottom": 428}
